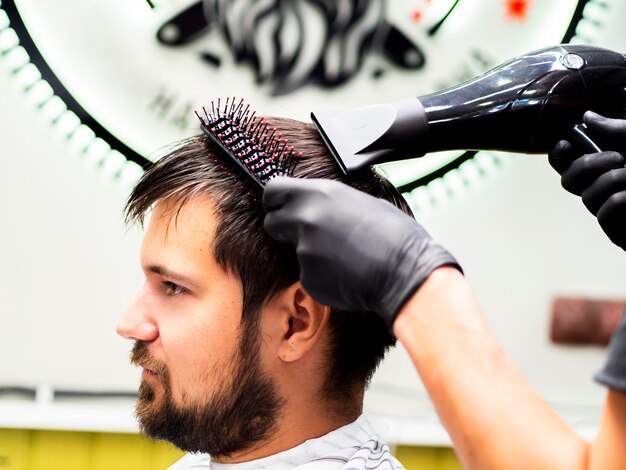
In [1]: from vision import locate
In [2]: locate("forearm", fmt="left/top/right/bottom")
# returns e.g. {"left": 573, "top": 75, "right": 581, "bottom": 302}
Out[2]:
{"left": 393, "top": 267, "right": 588, "bottom": 470}
{"left": 588, "top": 390, "right": 626, "bottom": 469}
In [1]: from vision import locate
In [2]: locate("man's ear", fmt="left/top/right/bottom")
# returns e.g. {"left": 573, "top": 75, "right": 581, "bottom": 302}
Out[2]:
{"left": 274, "top": 282, "right": 331, "bottom": 363}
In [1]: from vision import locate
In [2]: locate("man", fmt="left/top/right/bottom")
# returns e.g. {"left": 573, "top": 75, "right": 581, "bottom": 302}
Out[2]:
{"left": 262, "top": 110, "right": 626, "bottom": 469}
{"left": 115, "top": 116, "right": 434, "bottom": 468}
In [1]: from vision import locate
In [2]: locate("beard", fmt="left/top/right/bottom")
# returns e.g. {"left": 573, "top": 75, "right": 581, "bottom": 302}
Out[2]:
{"left": 130, "top": 324, "right": 284, "bottom": 458}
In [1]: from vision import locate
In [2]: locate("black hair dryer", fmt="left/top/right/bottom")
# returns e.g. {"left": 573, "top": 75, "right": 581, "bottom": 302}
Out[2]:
{"left": 311, "top": 45, "right": 626, "bottom": 174}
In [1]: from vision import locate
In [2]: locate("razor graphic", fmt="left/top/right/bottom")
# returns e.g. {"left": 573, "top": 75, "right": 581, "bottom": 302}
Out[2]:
{"left": 312, "top": 45, "right": 626, "bottom": 174}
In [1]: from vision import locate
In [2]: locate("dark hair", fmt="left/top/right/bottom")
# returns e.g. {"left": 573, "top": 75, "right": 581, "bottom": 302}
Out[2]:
{"left": 125, "top": 117, "right": 413, "bottom": 415}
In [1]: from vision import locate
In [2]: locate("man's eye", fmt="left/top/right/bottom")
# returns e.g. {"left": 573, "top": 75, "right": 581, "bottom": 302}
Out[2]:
{"left": 163, "top": 281, "right": 185, "bottom": 296}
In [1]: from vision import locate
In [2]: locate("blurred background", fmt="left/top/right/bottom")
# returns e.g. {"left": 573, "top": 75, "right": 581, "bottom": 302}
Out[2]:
{"left": 2, "top": 1, "right": 626, "bottom": 468}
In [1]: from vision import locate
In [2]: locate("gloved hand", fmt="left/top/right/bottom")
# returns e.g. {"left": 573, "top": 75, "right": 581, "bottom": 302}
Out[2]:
{"left": 262, "top": 177, "right": 461, "bottom": 329}
{"left": 595, "top": 308, "right": 626, "bottom": 392}
{"left": 549, "top": 111, "right": 626, "bottom": 251}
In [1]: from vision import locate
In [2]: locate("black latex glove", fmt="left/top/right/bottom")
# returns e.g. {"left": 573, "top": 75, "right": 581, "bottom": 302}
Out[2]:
{"left": 262, "top": 177, "right": 462, "bottom": 329}
{"left": 595, "top": 308, "right": 626, "bottom": 392}
{"left": 549, "top": 111, "right": 626, "bottom": 251}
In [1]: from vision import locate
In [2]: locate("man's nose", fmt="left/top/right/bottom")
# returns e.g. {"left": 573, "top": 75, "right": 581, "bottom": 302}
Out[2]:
{"left": 116, "top": 290, "right": 158, "bottom": 342}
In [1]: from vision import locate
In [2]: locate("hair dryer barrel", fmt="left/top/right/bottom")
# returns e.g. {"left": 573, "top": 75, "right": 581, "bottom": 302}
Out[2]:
{"left": 311, "top": 45, "right": 626, "bottom": 175}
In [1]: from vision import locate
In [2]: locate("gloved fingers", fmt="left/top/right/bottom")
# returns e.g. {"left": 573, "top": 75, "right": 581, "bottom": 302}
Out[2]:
{"left": 581, "top": 168, "right": 626, "bottom": 215}
{"left": 549, "top": 139, "right": 579, "bottom": 174}
{"left": 262, "top": 177, "right": 305, "bottom": 243}
{"left": 560, "top": 151, "right": 625, "bottom": 195}
{"left": 584, "top": 111, "right": 626, "bottom": 143}
{"left": 597, "top": 191, "right": 626, "bottom": 251}
{"left": 296, "top": 249, "right": 340, "bottom": 309}
{"left": 263, "top": 178, "right": 338, "bottom": 243}
{"left": 263, "top": 176, "right": 305, "bottom": 211}
{"left": 263, "top": 207, "right": 300, "bottom": 244}
{"left": 263, "top": 189, "right": 303, "bottom": 245}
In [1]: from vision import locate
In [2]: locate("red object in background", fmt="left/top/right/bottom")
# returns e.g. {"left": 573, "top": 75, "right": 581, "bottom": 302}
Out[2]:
{"left": 551, "top": 297, "right": 625, "bottom": 346}
{"left": 506, "top": 0, "right": 530, "bottom": 20}
{"left": 411, "top": 9, "right": 423, "bottom": 22}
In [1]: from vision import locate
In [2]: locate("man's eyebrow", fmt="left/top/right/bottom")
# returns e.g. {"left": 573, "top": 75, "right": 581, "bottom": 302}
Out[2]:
{"left": 147, "top": 265, "right": 200, "bottom": 288}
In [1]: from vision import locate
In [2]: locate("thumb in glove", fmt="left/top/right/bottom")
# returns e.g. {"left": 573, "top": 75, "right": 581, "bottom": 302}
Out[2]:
{"left": 548, "top": 112, "right": 626, "bottom": 251}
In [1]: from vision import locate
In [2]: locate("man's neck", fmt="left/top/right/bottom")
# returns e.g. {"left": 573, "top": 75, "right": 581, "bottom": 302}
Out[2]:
{"left": 212, "top": 403, "right": 361, "bottom": 464}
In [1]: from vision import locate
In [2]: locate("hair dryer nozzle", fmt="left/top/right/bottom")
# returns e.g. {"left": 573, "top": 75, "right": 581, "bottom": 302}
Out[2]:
{"left": 311, "top": 97, "right": 429, "bottom": 174}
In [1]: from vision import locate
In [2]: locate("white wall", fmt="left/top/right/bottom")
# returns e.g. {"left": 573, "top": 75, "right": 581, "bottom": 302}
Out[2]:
{"left": 2, "top": 25, "right": 626, "bottom": 422}
{"left": 0, "top": 70, "right": 144, "bottom": 391}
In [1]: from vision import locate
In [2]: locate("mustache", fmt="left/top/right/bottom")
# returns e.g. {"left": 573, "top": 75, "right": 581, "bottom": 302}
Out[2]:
{"left": 130, "top": 341, "right": 168, "bottom": 376}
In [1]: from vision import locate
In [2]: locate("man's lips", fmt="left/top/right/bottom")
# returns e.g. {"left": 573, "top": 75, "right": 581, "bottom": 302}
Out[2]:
{"left": 135, "top": 361, "right": 161, "bottom": 378}
{"left": 141, "top": 367, "right": 159, "bottom": 381}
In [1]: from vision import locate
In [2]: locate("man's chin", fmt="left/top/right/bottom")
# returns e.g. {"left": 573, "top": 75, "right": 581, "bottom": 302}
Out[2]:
{"left": 135, "top": 380, "right": 165, "bottom": 423}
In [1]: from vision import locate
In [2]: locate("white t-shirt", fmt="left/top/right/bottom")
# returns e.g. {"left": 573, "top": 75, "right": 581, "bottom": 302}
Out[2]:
{"left": 167, "top": 413, "right": 404, "bottom": 469}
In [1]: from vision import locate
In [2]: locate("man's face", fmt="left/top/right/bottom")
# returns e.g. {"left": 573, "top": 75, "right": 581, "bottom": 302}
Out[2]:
{"left": 116, "top": 195, "right": 282, "bottom": 456}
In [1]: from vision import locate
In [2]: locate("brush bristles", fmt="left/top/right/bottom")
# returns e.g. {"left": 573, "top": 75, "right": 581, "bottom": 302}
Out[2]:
{"left": 195, "top": 98, "right": 302, "bottom": 188}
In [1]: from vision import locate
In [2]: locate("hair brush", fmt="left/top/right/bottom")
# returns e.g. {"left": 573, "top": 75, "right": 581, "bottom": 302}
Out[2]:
{"left": 195, "top": 98, "right": 302, "bottom": 189}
